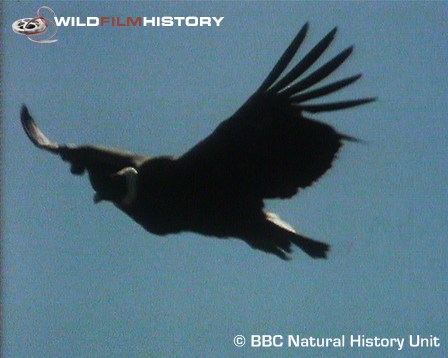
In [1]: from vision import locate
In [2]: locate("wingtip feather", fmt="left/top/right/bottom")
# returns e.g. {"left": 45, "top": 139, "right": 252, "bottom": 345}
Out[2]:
{"left": 20, "top": 104, "right": 59, "bottom": 153}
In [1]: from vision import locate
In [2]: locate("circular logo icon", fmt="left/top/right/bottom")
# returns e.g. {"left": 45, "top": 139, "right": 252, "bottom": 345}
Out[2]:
{"left": 234, "top": 335, "right": 246, "bottom": 347}
{"left": 12, "top": 7, "right": 58, "bottom": 43}
{"left": 12, "top": 18, "right": 47, "bottom": 35}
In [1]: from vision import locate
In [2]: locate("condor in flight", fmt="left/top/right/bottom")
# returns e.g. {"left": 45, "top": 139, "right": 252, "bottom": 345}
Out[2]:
{"left": 21, "top": 24, "right": 374, "bottom": 260}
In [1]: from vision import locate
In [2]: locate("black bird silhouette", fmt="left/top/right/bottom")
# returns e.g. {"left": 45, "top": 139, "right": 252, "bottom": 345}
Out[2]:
{"left": 21, "top": 24, "right": 374, "bottom": 260}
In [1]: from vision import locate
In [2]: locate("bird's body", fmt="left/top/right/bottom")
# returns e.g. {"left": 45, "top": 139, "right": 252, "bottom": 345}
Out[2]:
{"left": 21, "top": 23, "right": 374, "bottom": 260}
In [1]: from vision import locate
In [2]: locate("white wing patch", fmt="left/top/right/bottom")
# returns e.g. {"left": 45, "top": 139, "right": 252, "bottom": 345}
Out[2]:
{"left": 118, "top": 167, "right": 139, "bottom": 206}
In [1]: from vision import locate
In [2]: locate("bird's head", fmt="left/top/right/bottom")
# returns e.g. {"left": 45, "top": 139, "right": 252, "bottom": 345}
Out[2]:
{"left": 90, "top": 167, "right": 139, "bottom": 206}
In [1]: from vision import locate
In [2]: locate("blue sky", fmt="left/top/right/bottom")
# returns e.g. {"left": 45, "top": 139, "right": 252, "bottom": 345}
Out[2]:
{"left": 3, "top": 1, "right": 447, "bottom": 357}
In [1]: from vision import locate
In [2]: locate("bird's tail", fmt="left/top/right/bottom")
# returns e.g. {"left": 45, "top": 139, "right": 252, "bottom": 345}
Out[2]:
{"left": 260, "top": 212, "right": 330, "bottom": 260}
{"left": 287, "top": 232, "right": 330, "bottom": 259}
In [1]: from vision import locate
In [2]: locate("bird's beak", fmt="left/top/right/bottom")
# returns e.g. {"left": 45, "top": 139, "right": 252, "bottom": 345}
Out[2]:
{"left": 93, "top": 193, "right": 103, "bottom": 204}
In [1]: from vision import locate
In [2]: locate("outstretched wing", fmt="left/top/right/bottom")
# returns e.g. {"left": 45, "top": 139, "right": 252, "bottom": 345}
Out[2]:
{"left": 21, "top": 105, "right": 148, "bottom": 175}
{"left": 179, "top": 23, "right": 375, "bottom": 199}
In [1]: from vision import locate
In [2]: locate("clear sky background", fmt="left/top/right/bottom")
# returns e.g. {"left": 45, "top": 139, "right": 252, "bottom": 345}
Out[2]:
{"left": 3, "top": 1, "right": 447, "bottom": 357}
